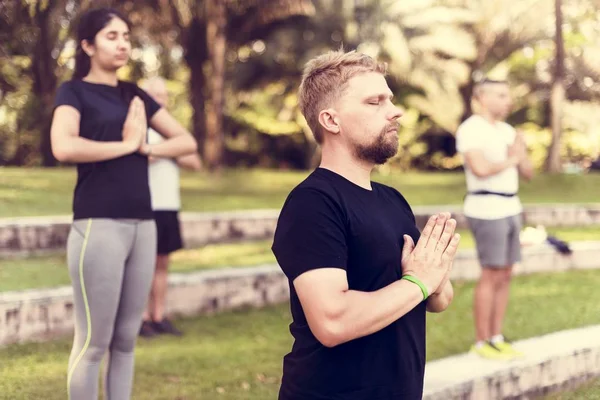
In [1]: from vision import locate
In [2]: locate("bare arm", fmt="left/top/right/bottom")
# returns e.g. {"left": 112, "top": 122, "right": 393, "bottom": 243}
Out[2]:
{"left": 51, "top": 104, "right": 140, "bottom": 163}
{"left": 294, "top": 268, "right": 423, "bottom": 348}
{"left": 518, "top": 157, "right": 534, "bottom": 181}
{"left": 426, "top": 280, "right": 454, "bottom": 313}
{"left": 142, "top": 108, "right": 197, "bottom": 158}
{"left": 463, "top": 150, "right": 519, "bottom": 179}
{"left": 176, "top": 153, "right": 202, "bottom": 171}
{"left": 514, "top": 130, "right": 534, "bottom": 181}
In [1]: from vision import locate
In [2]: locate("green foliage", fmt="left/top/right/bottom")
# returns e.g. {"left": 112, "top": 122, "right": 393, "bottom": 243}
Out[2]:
{"left": 518, "top": 100, "right": 600, "bottom": 170}
{"left": 163, "top": 70, "right": 195, "bottom": 131}
{"left": 229, "top": 83, "right": 302, "bottom": 136}
{"left": 1, "top": 0, "right": 600, "bottom": 169}
{"left": 371, "top": 0, "right": 478, "bottom": 132}
{"left": 0, "top": 78, "right": 36, "bottom": 165}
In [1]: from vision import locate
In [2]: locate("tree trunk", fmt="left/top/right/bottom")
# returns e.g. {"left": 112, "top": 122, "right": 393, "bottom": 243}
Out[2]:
{"left": 32, "top": 1, "right": 59, "bottom": 166}
{"left": 173, "top": 0, "right": 208, "bottom": 156}
{"left": 204, "top": 0, "right": 227, "bottom": 171}
{"left": 183, "top": 16, "right": 207, "bottom": 156}
{"left": 188, "top": 59, "right": 207, "bottom": 152}
{"left": 545, "top": 0, "right": 565, "bottom": 173}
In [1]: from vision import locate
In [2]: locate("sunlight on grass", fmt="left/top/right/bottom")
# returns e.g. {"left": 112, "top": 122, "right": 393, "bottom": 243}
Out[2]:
{"left": 1, "top": 167, "right": 600, "bottom": 217}
{"left": 0, "top": 241, "right": 276, "bottom": 292}
{"left": 170, "top": 241, "right": 276, "bottom": 273}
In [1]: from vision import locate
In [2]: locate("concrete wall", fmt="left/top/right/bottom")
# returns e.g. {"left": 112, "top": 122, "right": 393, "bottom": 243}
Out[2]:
{"left": 424, "top": 325, "right": 600, "bottom": 399}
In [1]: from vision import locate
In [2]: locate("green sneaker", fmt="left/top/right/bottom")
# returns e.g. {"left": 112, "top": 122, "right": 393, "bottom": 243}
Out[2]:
{"left": 493, "top": 340, "right": 524, "bottom": 358}
{"left": 470, "top": 342, "right": 514, "bottom": 360}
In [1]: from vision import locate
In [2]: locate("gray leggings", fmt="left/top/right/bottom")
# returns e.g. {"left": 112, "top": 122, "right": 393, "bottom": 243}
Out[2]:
{"left": 67, "top": 218, "right": 156, "bottom": 400}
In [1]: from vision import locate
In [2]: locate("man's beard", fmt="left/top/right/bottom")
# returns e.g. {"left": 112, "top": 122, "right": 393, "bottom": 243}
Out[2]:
{"left": 354, "top": 123, "right": 399, "bottom": 165}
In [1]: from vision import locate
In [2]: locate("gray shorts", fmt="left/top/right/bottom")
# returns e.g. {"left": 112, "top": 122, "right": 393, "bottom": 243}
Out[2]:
{"left": 466, "top": 214, "right": 522, "bottom": 268}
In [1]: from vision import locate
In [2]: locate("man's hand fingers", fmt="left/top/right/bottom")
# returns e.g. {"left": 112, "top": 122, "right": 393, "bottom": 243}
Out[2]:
{"left": 441, "top": 233, "right": 461, "bottom": 264}
{"left": 426, "top": 213, "right": 447, "bottom": 249}
{"left": 415, "top": 214, "right": 438, "bottom": 251}
{"left": 435, "top": 216, "right": 456, "bottom": 254}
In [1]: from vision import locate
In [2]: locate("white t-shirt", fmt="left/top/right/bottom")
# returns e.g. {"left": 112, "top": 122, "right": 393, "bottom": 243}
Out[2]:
{"left": 455, "top": 115, "right": 522, "bottom": 219}
{"left": 148, "top": 128, "right": 181, "bottom": 211}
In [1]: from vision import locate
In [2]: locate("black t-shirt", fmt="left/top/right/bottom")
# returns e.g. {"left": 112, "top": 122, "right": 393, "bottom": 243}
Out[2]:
{"left": 53, "top": 80, "right": 161, "bottom": 220}
{"left": 272, "top": 168, "right": 425, "bottom": 400}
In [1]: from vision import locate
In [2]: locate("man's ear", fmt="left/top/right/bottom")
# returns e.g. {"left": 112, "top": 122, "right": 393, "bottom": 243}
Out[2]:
{"left": 318, "top": 109, "right": 340, "bottom": 135}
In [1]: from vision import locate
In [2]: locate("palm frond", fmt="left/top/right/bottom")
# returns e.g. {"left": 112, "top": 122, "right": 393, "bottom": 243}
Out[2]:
{"left": 408, "top": 26, "right": 477, "bottom": 60}
{"left": 401, "top": 7, "right": 479, "bottom": 28}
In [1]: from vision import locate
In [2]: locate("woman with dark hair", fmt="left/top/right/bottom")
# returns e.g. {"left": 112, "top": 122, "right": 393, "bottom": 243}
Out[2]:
{"left": 50, "top": 7, "right": 197, "bottom": 400}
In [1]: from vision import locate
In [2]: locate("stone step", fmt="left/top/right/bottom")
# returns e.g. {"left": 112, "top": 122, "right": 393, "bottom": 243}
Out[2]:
{"left": 0, "top": 204, "right": 599, "bottom": 257}
{"left": 423, "top": 324, "right": 600, "bottom": 399}
{"left": 1, "top": 241, "right": 599, "bottom": 348}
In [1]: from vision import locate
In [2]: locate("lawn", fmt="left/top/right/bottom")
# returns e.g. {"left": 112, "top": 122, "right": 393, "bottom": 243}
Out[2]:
{"left": 544, "top": 378, "right": 600, "bottom": 400}
{"left": 0, "top": 269, "right": 599, "bottom": 400}
{"left": 2, "top": 226, "right": 600, "bottom": 293}
{"left": 1, "top": 167, "right": 600, "bottom": 217}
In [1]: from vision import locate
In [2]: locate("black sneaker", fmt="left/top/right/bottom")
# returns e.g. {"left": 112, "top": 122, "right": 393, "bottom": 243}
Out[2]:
{"left": 139, "top": 320, "right": 157, "bottom": 338}
{"left": 152, "top": 319, "right": 183, "bottom": 336}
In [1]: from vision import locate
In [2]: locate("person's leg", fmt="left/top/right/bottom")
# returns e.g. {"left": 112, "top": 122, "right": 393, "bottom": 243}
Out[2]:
{"left": 491, "top": 266, "right": 513, "bottom": 337}
{"left": 139, "top": 258, "right": 158, "bottom": 338}
{"left": 490, "top": 214, "right": 524, "bottom": 356}
{"left": 474, "top": 269, "right": 498, "bottom": 342}
{"left": 150, "top": 212, "right": 184, "bottom": 335}
{"left": 469, "top": 217, "right": 513, "bottom": 359}
{"left": 151, "top": 254, "right": 170, "bottom": 322}
{"left": 67, "top": 219, "right": 131, "bottom": 400}
{"left": 491, "top": 214, "right": 522, "bottom": 337}
{"left": 140, "top": 215, "right": 162, "bottom": 338}
{"left": 142, "top": 278, "right": 153, "bottom": 323}
{"left": 139, "top": 261, "right": 159, "bottom": 338}
{"left": 105, "top": 220, "right": 156, "bottom": 400}
{"left": 469, "top": 218, "right": 507, "bottom": 340}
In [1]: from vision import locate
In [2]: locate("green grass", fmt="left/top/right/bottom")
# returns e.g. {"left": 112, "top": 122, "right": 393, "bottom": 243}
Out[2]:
{"left": 1, "top": 167, "right": 600, "bottom": 217}
{"left": 0, "top": 269, "right": 599, "bottom": 400}
{"left": 2, "top": 226, "right": 600, "bottom": 293}
{"left": 0, "top": 241, "right": 277, "bottom": 293}
{"left": 543, "top": 378, "right": 600, "bottom": 399}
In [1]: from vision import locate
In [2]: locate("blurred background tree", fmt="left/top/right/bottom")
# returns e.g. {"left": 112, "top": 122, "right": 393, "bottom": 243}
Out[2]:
{"left": 1, "top": 0, "right": 599, "bottom": 171}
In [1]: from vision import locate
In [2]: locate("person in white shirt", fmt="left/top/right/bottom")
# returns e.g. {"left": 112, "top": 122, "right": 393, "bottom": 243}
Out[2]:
{"left": 455, "top": 78, "right": 533, "bottom": 360}
{"left": 139, "top": 77, "right": 201, "bottom": 337}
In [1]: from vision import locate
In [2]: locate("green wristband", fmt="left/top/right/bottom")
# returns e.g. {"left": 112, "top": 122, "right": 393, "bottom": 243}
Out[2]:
{"left": 402, "top": 275, "right": 429, "bottom": 300}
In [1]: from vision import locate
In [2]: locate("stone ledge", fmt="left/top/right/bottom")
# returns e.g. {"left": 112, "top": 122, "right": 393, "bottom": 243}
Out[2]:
{"left": 1, "top": 204, "right": 599, "bottom": 257}
{"left": 0, "top": 210, "right": 281, "bottom": 258}
{"left": 451, "top": 241, "right": 600, "bottom": 281}
{"left": 1, "top": 241, "right": 600, "bottom": 347}
{"left": 0, "top": 265, "right": 289, "bottom": 347}
{"left": 411, "top": 203, "right": 600, "bottom": 233}
{"left": 423, "top": 324, "right": 600, "bottom": 399}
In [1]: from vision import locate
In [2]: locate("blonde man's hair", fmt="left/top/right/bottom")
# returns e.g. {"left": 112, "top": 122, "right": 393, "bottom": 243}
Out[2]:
{"left": 298, "top": 49, "right": 387, "bottom": 144}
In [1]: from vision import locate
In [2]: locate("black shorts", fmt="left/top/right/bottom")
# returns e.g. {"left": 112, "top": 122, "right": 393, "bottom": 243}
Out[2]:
{"left": 154, "top": 211, "right": 183, "bottom": 255}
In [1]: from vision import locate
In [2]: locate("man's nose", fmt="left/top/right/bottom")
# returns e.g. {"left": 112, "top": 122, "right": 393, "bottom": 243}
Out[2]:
{"left": 390, "top": 104, "right": 403, "bottom": 121}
